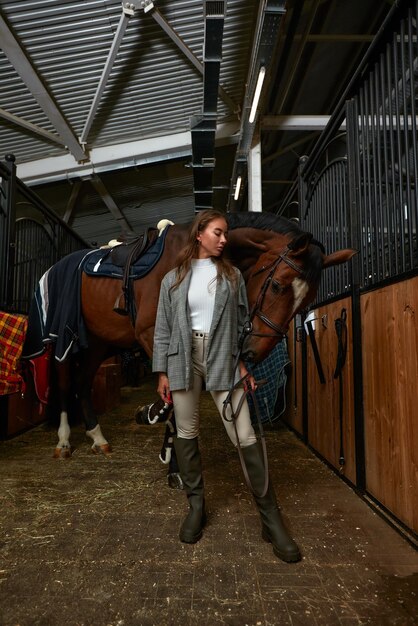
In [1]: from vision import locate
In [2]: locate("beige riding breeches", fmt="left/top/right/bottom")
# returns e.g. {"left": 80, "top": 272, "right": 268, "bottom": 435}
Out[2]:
{"left": 172, "top": 332, "right": 257, "bottom": 447}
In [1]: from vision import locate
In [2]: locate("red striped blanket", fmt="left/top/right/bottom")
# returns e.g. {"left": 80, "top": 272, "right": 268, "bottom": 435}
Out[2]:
{"left": 0, "top": 312, "right": 28, "bottom": 395}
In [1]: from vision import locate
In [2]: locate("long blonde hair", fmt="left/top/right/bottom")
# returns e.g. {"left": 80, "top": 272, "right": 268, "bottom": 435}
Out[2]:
{"left": 171, "top": 209, "right": 237, "bottom": 290}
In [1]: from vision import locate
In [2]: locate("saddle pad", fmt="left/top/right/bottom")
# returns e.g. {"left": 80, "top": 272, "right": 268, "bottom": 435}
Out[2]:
{"left": 83, "top": 226, "right": 169, "bottom": 279}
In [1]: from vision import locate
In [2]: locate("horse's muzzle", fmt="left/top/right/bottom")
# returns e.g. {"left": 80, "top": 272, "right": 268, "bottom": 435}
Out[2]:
{"left": 241, "top": 349, "right": 256, "bottom": 362}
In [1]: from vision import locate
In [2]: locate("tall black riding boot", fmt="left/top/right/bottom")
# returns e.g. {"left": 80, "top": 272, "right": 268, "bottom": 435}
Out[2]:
{"left": 241, "top": 443, "right": 301, "bottom": 563}
{"left": 173, "top": 437, "right": 206, "bottom": 543}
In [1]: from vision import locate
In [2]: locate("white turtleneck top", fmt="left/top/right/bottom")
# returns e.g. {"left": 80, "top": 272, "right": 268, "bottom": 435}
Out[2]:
{"left": 188, "top": 258, "right": 217, "bottom": 332}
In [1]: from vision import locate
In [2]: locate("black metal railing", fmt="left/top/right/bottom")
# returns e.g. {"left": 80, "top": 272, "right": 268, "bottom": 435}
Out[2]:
{"left": 300, "top": 154, "right": 352, "bottom": 304}
{"left": 0, "top": 156, "right": 17, "bottom": 311}
{"left": 298, "top": 0, "right": 417, "bottom": 297}
{"left": 347, "top": 2, "right": 418, "bottom": 288}
{"left": 0, "top": 155, "right": 90, "bottom": 313}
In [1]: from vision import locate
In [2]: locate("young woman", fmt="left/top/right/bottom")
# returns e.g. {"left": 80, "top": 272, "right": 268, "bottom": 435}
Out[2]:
{"left": 153, "top": 209, "right": 301, "bottom": 563}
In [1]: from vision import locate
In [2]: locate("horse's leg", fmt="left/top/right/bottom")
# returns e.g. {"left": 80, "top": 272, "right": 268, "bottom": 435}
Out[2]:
{"left": 75, "top": 344, "right": 112, "bottom": 456}
{"left": 52, "top": 360, "right": 73, "bottom": 459}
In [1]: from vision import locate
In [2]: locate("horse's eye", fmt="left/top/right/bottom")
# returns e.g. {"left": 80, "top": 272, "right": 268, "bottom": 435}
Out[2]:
{"left": 271, "top": 280, "right": 283, "bottom": 294}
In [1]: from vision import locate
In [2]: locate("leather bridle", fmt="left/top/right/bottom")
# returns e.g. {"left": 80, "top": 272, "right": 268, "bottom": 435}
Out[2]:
{"left": 245, "top": 245, "right": 305, "bottom": 341}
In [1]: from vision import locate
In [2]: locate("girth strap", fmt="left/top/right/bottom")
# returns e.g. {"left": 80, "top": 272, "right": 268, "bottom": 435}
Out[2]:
{"left": 113, "top": 230, "right": 154, "bottom": 319}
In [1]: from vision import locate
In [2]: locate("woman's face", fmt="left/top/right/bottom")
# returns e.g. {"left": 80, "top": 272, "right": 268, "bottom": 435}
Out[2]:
{"left": 197, "top": 217, "right": 228, "bottom": 259}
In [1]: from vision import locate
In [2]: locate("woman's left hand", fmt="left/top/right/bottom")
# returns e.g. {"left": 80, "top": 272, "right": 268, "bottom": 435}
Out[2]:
{"left": 243, "top": 374, "right": 257, "bottom": 391}
{"left": 239, "top": 361, "right": 257, "bottom": 391}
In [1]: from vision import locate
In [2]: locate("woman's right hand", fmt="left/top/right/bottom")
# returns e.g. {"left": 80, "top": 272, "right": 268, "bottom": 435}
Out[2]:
{"left": 157, "top": 373, "right": 172, "bottom": 404}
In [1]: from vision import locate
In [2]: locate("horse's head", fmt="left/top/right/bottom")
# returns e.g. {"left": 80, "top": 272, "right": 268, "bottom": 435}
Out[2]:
{"left": 241, "top": 232, "right": 356, "bottom": 363}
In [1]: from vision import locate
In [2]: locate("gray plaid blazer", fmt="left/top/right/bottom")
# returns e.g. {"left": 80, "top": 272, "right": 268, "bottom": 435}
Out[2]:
{"left": 152, "top": 266, "right": 249, "bottom": 391}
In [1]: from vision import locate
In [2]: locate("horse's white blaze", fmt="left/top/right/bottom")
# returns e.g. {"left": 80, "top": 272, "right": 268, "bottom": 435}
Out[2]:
{"left": 57, "top": 411, "right": 71, "bottom": 448}
{"left": 291, "top": 277, "right": 309, "bottom": 314}
{"left": 86, "top": 424, "right": 108, "bottom": 447}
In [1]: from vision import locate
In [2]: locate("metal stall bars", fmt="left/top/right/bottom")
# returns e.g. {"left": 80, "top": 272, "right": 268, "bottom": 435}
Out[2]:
{"left": 0, "top": 155, "right": 90, "bottom": 314}
{"left": 299, "top": 144, "right": 352, "bottom": 306}
{"left": 346, "top": 3, "right": 418, "bottom": 289}
{"left": 0, "top": 155, "right": 17, "bottom": 312}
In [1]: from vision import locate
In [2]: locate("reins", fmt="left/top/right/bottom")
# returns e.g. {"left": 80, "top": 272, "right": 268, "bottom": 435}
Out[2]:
{"left": 222, "top": 325, "right": 269, "bottom": 498}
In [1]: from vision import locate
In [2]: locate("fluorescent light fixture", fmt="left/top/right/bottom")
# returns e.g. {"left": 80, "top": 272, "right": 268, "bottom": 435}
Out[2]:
{"left": 234, "top": 175, "right": 242, "bottom": 200}
{"left": 249, "top": 66, "right": 266, "bottom": 124}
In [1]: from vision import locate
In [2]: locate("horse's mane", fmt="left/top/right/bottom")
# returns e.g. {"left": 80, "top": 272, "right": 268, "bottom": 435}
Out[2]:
{"left": 226, "top": 211, "right": 302, "bottom": 237}
{"left": 226, "top": 211, "right": 324, "bottom": 285}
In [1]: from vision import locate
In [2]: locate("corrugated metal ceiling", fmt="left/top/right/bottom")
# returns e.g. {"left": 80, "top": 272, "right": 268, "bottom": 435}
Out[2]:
{"left": 0, "top": 0, "right": 254, "bottom": 163}
{"left": 1, "top": 0, "right": 394, "bottom": 244}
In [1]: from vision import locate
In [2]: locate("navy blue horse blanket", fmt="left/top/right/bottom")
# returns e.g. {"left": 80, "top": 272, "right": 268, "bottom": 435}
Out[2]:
{"left": 22, "top": 250, "right": 94, "bottom": 362}
{"left": 247, "top": 339, "right": 290, "bottom": 425}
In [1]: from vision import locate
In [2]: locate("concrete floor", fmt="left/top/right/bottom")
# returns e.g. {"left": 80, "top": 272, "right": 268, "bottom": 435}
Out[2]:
{"left": 0, "top": 376, "right": 417, "bottom": 626}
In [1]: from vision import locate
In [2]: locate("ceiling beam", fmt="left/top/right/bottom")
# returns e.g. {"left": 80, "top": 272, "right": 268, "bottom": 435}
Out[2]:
{"left": 263, "top": 179, "right": 295, "bottom": 184}
{"left": 0, "top": 14, "right": 86, "bottom": 162}
{"left": 17, "top": 121, "right": 240, "bottom": 186}
{"left": 90, "top": 175, "right": 134, "bottom": 235}
{"left": 297, "top": 34, "right": 375, "bottom": 43}
{"left": 261, "top": 115, "right": 347, "bottom": 131}
{"left": 63, "top": 180, "right": 83, "bottom": 226}
{"left": 0, "top": 108, "right": 67, "bottom": 146}
{"left": 80, "top": 9, "right": 132, "bottom": 144}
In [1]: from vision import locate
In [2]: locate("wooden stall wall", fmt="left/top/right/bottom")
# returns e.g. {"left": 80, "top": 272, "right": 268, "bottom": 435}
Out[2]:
{"left": 361, "top": 277, "right": 418, "bottom": 534}
{"left": 306, "top": 298, "right": 357, "bottom": 485}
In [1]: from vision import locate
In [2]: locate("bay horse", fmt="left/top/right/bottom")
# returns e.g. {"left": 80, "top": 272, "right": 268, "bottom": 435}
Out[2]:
{"left": 32, "top": 212, "right": 354, "bottom": 458}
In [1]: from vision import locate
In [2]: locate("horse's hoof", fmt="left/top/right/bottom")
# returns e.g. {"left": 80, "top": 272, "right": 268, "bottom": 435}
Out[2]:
{"left": 167, "top": 472, "right": 184, "bottom": 490}
{"left": 91, "top": 443, "right": 112, "bottom": 456}
{"left": 53, "top": 447, "right": 72, "bottom": 459}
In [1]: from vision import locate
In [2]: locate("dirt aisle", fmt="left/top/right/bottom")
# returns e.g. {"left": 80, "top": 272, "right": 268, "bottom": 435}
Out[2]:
{"left": 0, "top": 376, "right": 417, "bottom": 625}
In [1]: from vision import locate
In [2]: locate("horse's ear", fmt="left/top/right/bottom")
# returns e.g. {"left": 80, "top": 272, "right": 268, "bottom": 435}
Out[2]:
{"left": 288, "top": 232, "right": 313, "bottom": 255}
{"left": 322, "top": 248, "right": 357, "bottom": 268}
